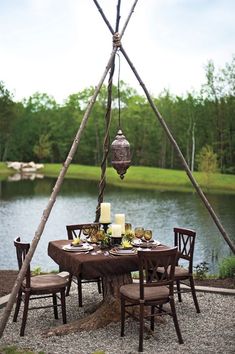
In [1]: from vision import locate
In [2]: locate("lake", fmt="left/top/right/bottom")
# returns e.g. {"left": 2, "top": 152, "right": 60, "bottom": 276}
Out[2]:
{"left": 0, "top": 177, "right": 234, "bottom": 274}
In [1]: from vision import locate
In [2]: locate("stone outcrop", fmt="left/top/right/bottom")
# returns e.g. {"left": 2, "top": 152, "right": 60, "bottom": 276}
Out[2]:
{"left": 7, "top": 161, "right": 44, "bottom": 172}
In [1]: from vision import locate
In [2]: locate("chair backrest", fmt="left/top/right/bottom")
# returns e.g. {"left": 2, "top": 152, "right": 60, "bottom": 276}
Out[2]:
{"left": 14, "top": 237, "right": 31, "bottom": 287}
{"left": 66, "top": 223, "right": 100, "bottom": 240}
{"left": 138, "top": 247, "right": 178, "bottom": 300}
{"left": 174, "top": 227, "right": 196, "bottom": 272}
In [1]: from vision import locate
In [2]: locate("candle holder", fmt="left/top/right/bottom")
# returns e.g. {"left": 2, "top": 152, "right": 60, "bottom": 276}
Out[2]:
{"left": 101, "top": 223, "right": 110, "bottom": 234}
{"left": 110, "top": 236, "right": 123, "bottom": 247}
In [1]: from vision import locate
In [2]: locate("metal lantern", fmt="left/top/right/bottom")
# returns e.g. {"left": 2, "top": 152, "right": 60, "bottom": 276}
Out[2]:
{"left": 111, "top": 129, "right": 131, "bottom": 179}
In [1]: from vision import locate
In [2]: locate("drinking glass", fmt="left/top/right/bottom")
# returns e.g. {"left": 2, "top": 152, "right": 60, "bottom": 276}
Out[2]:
{"left": 134, "top": 227, "right": 144, "bottom": 250}
{"left": 144, "top": 229, "right": 152, "bottom": 250}
{"left": 125, "top": 223, "right": 132, "bottom": 233}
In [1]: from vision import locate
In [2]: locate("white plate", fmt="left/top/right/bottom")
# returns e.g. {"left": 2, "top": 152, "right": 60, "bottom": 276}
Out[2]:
{"left": 109, "top": 248, "right": 137, "bottom": 256}
{"left": 63, "top": 244, "right": 93, "bottom": 252}
{"left": 131, "top": 239, "right": 161, "bottom": 247}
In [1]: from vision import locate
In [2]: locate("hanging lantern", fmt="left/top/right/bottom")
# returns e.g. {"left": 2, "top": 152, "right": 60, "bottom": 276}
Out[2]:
{"left": 111, "top": 129, "right": 131, "bottom": 179}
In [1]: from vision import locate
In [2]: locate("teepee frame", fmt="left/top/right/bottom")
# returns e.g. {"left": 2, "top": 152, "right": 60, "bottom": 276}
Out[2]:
{"left": 0, "top": 0, "right": 234, "bottom": 338}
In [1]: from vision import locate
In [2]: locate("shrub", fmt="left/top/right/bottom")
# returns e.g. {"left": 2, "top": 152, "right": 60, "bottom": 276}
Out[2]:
{"left": 32, "top": 266, "right": 41, "bottom": 275}
{"left": 219, "top": 256, "right": 235, "bottom": 279}
{"left": 194, "top": 261, "right": 209, "bottom": 280}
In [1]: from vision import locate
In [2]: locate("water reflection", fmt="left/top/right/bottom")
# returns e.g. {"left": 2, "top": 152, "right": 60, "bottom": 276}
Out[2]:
{"left": 0, "top": 178, "right": 234, "bottom": 274}
{"left": 7, "top": 173, "right": 44, "bottom": 182}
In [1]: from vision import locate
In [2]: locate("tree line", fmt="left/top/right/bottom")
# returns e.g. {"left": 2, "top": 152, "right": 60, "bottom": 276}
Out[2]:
{"left": 0, "top": 56, "right": 234, "bottom": 174}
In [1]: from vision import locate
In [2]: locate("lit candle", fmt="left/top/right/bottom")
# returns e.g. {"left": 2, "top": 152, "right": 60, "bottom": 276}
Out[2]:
{"left": 115, "top": 213, "right": 125, "bottom": 234}
{"left": 111, "top": 224, "right": 122, "bottom": 237}
{"left": 100, "top": 202, "right": 111, "bottom": 223}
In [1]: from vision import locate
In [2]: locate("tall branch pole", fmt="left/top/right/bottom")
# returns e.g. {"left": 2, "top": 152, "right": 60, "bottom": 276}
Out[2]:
{"left": 0, "top": 47, "right": 118, "bottom": 338}
{"left": 94, "top": 0, "right": 138, "bottom": 221}
{"left": 122, "top": 48, "right": 235, "bottom": 253}
{"left": 93, "top": 1, "right": 235, "bottom": 254}
{"left": 95, "top": 0, "right": 121, "bottom": 221}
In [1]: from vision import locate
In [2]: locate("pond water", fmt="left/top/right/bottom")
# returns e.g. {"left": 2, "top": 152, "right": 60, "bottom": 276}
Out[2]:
{"left": 0, "top": 177, "right": 234, "bottom": 274}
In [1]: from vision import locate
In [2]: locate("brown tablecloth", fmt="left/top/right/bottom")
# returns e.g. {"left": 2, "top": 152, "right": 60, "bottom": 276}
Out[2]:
{"left": 48, "top": 240, "right": 169, "bottom": 279}
{"left": 48, "top": 240, "right": 139, "bottom": 279}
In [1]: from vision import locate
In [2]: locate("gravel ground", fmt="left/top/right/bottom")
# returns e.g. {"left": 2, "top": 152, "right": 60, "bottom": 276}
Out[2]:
{"left": 0, "top": 283, "right": 234, "bottom": 354}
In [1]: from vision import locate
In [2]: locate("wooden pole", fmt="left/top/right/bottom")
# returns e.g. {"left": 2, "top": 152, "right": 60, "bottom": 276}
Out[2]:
{"left": 93, "top": 0, "right": 235, "bottom": 254}
{"left": 0, "top": 0, "right": 140, "bottom": 338}
{"left": 95, "top": 0, "right": 121, "bottom": 222}
{"left": 0, "top": 47, "right": 118, "bottom": 338}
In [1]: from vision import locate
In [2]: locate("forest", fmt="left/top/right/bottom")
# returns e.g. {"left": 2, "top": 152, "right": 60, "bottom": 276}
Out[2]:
{"left": 0, "top": 56, "right": 234, "bottom": 174}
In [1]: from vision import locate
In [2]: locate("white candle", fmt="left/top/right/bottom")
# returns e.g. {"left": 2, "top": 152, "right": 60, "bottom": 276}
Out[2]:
{"left": 100, "top": 202, "right": 111, "bottom": 223}
{"left": 115, "top": 213, "right": 125, "bottom": 234}
{"left": 111, "top": 224, "right": 122, "bottom": 237}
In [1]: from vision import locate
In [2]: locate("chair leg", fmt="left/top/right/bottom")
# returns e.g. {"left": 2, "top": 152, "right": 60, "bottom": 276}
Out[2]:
{"left": 101, "top": 278, "right": 105, "bottom": 298}
{"left": 176, "top": 280, "right": 182, "bottom": 302}
{"left": 120, "top": 296, "right": 125, "bottom": 337}
{"left": 52, "top": 294, "right": 58, "bottom": 319}
{"left": 13, "top": 290, "right": 22, "bottom": 322}
{"left": 97, "top": 277, "right": 102, "bottom": 294}
{"left": 139, "top": 303, "right": 144, "bottom": 352}
{"left": 20, "top": 291, "right": 30, "bottom": 336}
{"left": 60, "top": 289, "right": 67, "bottom": 324}
{"left": 170, "top": 298, "right": 183, "bottom": 344}
{"left": 189, "top": 276, "right": 200, "bottom": 313}
{"left": 66, "top": 273, "right": 73, "bottom": 296}
{"left": 150, "top": 305, "right": 155, "bottom": 331}
{"left": 77, "top": 276, "right": 83, "bottom": 307}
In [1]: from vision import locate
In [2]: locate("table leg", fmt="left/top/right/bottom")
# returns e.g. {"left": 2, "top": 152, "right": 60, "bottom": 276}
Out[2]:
{"left": 44, "top": 272, "right": 132, "bottom": 336}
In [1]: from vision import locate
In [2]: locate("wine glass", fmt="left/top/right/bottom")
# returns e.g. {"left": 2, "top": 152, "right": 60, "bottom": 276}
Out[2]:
{"left": 144, "top": 229, "right": 152, "bottom": 250}
{"left": 134, "top": 227, "right": 144, "bottom": 250}
{"left": 125, "top": 223, "right": 132, "bottom": 234}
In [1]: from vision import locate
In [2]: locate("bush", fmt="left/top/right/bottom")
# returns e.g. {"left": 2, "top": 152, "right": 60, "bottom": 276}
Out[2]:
{"left": 194, "top": 261, "right": 209, "bottom": 280}
{"left": 219, "top": 256, "right": 235, "bottom": 279}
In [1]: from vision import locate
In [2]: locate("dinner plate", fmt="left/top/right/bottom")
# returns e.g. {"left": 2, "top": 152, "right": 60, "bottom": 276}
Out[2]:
{"left": 63, "top": 244, "right": 93, "bottom": 252}
{"left": 131, "top": 239, "right": 161, "bottom": 248}
{"left": 109, "top": 247, "right": 137, "bottom": 256}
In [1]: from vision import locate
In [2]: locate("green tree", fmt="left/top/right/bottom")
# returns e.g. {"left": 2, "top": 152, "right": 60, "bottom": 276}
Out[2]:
{"left": 196, "top": 145, "right": 218, "bottom": 187}
{"left": 0, "top": 82, "right": 19, "bottom": 161}
{"left": 33, "top": 134, "right": 52, "bottom": 161}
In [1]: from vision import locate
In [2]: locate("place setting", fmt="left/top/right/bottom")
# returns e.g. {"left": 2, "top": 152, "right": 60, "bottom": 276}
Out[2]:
{"left": 131, "top": 227, "right": 161, "bottom": 250}
{"left": 62, "top": 238, "right": 94, "bottom": 253}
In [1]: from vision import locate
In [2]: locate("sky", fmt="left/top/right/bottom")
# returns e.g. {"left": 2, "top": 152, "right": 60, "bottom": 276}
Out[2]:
{"left": 0, "top": 0, "right": 234, "bottom": 103}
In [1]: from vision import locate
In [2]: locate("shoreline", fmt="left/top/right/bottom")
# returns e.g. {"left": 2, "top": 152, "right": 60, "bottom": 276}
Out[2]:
{"left": 1, "top": 163, "right": 235, "bottom": 195}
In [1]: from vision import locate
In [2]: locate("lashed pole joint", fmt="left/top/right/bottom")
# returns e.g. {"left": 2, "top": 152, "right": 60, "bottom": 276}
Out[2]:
{"left": 113, "top": 32, "right": 121, "bottom": 48}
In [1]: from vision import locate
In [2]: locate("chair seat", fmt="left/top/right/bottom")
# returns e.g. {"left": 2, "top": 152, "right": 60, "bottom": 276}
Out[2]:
{"left": 120, "top": 283, "right": 169, "bottom": 301}
{"left": 174, "top": 266, "right": 190, "bottom": 278}
{"left": 158, "top": 266, "right": 189, "bottom": 278}
{"left": 23, "top": 274, "right": 69, "bottom": 291}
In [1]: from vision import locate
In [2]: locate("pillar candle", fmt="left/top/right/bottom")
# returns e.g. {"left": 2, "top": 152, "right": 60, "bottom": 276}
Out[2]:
{"left": 100, "top": 202, "right": 111, "bottom": 223}
{"left": 114, "top": 213, "right": 125, "bottom": 234}
{"left": 111, "top": 224, "right": 122, "bottom": 237}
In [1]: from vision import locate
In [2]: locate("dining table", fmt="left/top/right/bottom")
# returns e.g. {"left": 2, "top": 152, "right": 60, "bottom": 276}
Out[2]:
{"left": 47, "top": 238, "right": 169, "bottom": 335}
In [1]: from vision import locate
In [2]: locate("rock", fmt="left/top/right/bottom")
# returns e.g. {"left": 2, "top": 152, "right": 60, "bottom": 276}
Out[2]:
{"left": 6, "top": 161, "right": 44, "bottom": 172}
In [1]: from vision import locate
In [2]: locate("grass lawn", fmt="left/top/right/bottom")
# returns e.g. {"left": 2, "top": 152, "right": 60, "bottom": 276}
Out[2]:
{"left": 1, "top": 162, "right": 235, "bottom": 194}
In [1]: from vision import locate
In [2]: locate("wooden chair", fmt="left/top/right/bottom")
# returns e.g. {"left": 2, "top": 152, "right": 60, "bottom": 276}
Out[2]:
{"left": 65, "top": 223, "right": 103, "bottom": 307}
{"left": 173, "top": 227, "right": 200, "bottom": 313}
{"left": 13, "top": 237, "right": 68, "bottom": 336}
{"left": 120, "top": 247, "right": 183, "bottom": 352}
{"left": 159, "top": 227, "right": 200, "bottom": 313}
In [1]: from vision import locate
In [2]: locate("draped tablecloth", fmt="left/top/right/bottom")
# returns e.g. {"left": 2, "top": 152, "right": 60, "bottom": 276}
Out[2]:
{"left": 48, "top": 240, "right": 143, "bottom": 279}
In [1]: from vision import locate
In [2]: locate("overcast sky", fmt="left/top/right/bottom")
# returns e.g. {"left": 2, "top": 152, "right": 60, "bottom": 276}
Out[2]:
{"left": 0, "top": 0, "right": 234, "bottom": 103}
